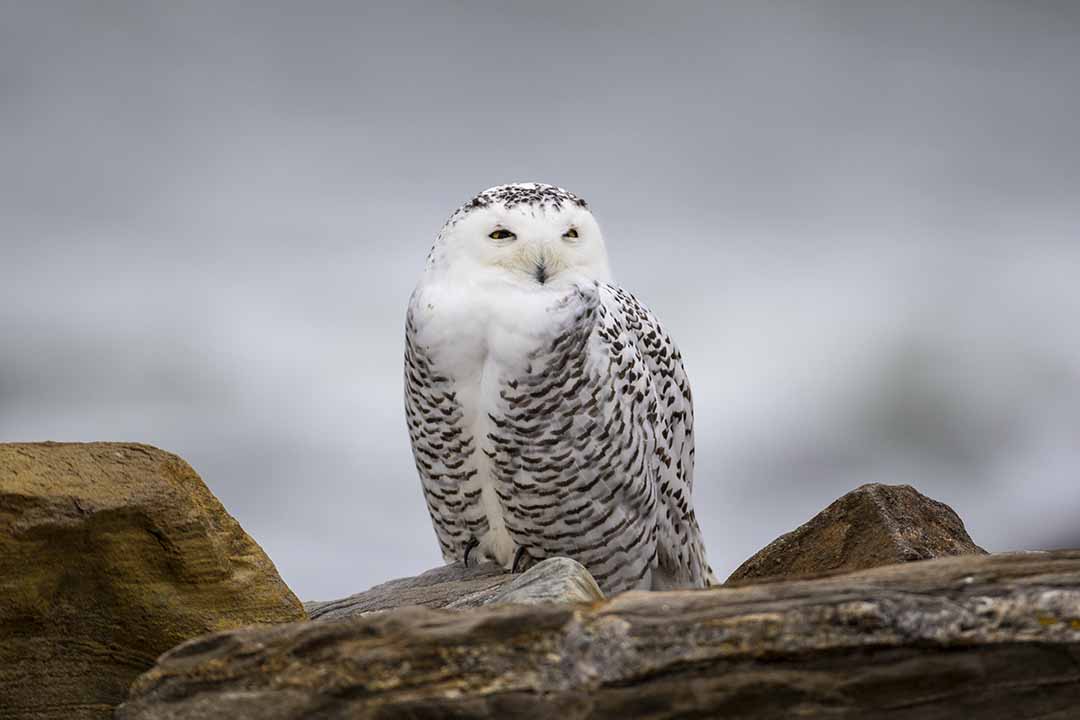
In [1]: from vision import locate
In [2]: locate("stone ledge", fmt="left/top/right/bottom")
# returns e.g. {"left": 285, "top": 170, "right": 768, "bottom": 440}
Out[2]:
{"left": 119, "top": 550, "right": 1080, "bottom": 720}
{"left": 305, "top": 556, "right": 604, "bottom": 620}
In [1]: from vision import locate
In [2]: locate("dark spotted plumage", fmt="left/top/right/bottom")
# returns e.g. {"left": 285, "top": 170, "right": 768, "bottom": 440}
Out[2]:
{"left": 405, "top": 281, "right": 712, "bottom": 593}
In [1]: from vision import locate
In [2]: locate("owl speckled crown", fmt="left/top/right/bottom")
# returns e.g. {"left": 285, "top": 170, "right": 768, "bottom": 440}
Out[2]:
{"left": 444, "top": 183, "right": 589, "bottom": 229}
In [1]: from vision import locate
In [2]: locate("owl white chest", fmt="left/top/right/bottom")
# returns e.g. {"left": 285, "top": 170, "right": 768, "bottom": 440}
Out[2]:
{"left": 411, "top": 278, "right": 573, "bottom": 566}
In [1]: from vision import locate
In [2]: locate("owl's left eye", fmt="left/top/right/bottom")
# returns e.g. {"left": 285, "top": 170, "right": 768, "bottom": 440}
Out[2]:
{"left": 562, "top": 227, "right": 579, "bottom": 240}
{"left": 488, "top": 229, "right": 516, "bottom": 241}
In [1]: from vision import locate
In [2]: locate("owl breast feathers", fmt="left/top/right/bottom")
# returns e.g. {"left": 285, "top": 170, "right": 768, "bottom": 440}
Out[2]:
{"left": 405, "top": 277, "right": 713, "bottom": 594}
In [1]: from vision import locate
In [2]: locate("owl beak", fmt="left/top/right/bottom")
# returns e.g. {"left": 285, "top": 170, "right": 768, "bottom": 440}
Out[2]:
{"left": 521, "top": 243, "right": 561, "bottom": 285}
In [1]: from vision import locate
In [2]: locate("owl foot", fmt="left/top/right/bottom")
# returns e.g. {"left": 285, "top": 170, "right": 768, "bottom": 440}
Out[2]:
{"left": 462, "top": 536, "right": 480, "bottom": 568}
{"left": 512, "top": 545, "right": 537, "bottom": 574}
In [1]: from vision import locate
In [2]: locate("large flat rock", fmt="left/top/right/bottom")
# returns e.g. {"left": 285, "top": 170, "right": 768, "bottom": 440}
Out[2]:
{"left": 306, "top": 556, "right": 603, "bottom": 620}
{"left": 727, "top": 482, "right": 986, "bottom": 583}
{"left": 119, "top": 550, "right": 1080, "bottom": 719}
{"left": 0, "top": 442, "right": 305, "bottom": 719}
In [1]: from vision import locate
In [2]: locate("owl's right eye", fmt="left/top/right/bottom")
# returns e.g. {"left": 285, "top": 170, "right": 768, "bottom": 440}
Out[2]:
{"left": 488, "top": 229, "right": 516, "bottom": 241}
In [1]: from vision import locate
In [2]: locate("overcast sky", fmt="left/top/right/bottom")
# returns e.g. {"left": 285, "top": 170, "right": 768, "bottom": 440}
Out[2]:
{"left": 3, "top": 2, "right": 1079, "bottom": 600}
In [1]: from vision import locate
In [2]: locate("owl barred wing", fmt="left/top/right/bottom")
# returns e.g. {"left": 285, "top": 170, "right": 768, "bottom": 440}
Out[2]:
{"left": 484, "top": 285, "right": 663, "bottom": 592}
{"left": 593, "top": 283, "right": 712, "bottom": 588}
{"left": 486, "top": 283, "right": 711, "bottom": 591}
{"left": 404, "top": 301, "right": 474, "bottom": 562}
{"left": 405, "top": 279, "right": 712, "bottom": 593}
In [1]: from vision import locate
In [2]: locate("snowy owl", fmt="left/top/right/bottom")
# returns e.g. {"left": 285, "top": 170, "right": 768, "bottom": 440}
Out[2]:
{"left": 404, "top": 183, "right": 714, "bottom": 593}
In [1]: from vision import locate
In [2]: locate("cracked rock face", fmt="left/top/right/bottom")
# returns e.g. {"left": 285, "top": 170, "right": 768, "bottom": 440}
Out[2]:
{"left": 117, "top": 551, "right": 1080, "bottom": 720}
{"left": 0, "top": 442, "right": 305, "bottom": 720}
{"left": 727, "top": 483, "right": 987, "bottom": 583}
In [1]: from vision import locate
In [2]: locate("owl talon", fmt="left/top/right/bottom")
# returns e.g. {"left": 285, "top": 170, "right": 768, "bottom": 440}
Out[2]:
{"left": 463, "top": 537, "right": 480, "bottom": 568}
{"left": 512, "top": 545, "right": 535, "bottom": 574}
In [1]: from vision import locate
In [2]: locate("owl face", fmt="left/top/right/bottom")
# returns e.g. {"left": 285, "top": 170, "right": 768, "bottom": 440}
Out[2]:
{"left": 432, "top": 184, "right": 613, "bottom": 289}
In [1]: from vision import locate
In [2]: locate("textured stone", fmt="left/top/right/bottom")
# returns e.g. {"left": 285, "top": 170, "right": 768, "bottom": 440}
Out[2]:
{"left": 727, "top": 482, "right": 986, "bottom": 583}
{"left": 478, "top": 557, "right": 603, "bottom": 607}
{"left": 0, "top": 442, "right": 305, "bottom": 720}
{"left": 306, "top": 556, "right": 603, "bottom": 620}
{"left": 118, "top": 550, "right": 1080, "bottom": 719}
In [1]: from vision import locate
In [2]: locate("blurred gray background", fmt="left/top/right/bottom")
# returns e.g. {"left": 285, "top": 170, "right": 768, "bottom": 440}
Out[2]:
{"left": 3, "top": 2, "right": 1079, "bottom": 600}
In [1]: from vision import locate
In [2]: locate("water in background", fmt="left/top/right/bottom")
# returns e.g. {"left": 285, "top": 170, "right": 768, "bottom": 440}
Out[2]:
{"left": 3, "top": 2, "right": 1078, "bottom": 599}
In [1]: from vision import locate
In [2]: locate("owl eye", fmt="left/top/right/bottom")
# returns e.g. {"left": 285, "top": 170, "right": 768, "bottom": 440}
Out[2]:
{"left": 488, "top": 228, "right": 516, "bottom": 241}
{"left": 562, "top": 227, "right": 579, "bottom": 241}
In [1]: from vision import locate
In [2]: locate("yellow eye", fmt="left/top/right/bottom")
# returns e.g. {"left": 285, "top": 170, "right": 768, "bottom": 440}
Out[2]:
{"left": 488, "top": 228, "right": 515, "bottom": 241}
{"left": 563, "top": 227, "right": 579, "bottom": 240}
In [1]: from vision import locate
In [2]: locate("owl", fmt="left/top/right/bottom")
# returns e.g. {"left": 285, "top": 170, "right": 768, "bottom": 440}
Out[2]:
{"left": 404, "top": 183, "right": 714, "bottom": 593}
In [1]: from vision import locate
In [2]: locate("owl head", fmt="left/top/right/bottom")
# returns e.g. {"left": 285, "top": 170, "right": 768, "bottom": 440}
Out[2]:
{"left": 426, "top": 183, "right": 612, "bottom": 288}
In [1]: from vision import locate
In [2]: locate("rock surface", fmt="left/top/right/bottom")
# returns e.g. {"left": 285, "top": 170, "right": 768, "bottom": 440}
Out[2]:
{"left": 119, "top": 550, "right": 1080, "bottom": 720}
{"left": 0, "top": 442, "right": 305, "bottom": 720}
{"left": 727, "top": 482, "right": 986, "bottom": 583}
{"left": 306, "top": 557, "right": 604, "bottom": 620}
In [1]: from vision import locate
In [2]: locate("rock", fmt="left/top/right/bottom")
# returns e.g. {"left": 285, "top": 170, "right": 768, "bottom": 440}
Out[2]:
{"left": 119, "top": 550, "right": 1080, "bottom": 719}
{"left": 479, "top": 557, "right": 603, "bottom": 607}
{"left": 304, "top": 560, "right": 507, "bottom": 618}
{"left": 306, "top": 556, "right": 603, "bottom": 620}
{"left": 727, "top": 482, "right": 986, "bottom": 583}
{"left": 0, "top": 442, "right": 305, "bottom": 720}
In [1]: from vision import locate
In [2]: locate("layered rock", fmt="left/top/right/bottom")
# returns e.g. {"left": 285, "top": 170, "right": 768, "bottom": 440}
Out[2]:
{"left": 307, "top": 556, "right": 603, "bottom": 620}
{"left": 119, "top": 550, "right": 1080, "bottom": 719}
{"left": 0, "top": 442, "right": 305, "bottom": 720}
{"left": 727, "top": 482, "right": 986, "bottom": 583}
{"left": 5, "top": 444, "right": 1069, "bottom": 719}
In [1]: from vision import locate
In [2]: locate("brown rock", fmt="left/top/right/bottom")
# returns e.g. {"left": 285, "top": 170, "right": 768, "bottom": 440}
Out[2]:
{"left": 727, "top": 482, "right": 986, "bottom": 583}
{"left": 118, "top": 550, "right": 1080, "bottom": 720}
{"left": 0, "top": 442, "right": 305, "bottom": 720}
{"left": 305, "top": 556, "right": 604, "bottom": 620}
